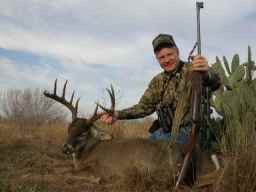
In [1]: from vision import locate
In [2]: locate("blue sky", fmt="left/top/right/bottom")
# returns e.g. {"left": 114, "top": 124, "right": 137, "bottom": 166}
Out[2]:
{"left": 0, "top": 0, "right": 255, "bottom": 116}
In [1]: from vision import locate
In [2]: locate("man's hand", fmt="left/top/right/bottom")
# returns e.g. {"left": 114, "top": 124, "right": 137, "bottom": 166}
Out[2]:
{"left": 100, "top": 113, "right": 117, "bottom": 124}
{"left": 191, "top": 55, "right": 209, "bottom": 72}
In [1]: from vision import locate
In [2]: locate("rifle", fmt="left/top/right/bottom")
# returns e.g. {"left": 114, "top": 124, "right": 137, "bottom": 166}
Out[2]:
{"left": 175, "top": 1, "right": 204, "bottom": 189}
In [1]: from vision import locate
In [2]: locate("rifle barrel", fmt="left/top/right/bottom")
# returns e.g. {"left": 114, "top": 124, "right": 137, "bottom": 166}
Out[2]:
{"left": 196, "top": 2, "right": 204, "bottom": 55}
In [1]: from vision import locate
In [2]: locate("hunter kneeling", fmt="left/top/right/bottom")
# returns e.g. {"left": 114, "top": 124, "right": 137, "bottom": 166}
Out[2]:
{"left": 100, "top": 34, "right": 221, "bottom": 186}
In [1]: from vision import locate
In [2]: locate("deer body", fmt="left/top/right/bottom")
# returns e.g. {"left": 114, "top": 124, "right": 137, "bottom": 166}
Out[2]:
{"left": 78, "top": 138, "right": 172, "bottom": 178}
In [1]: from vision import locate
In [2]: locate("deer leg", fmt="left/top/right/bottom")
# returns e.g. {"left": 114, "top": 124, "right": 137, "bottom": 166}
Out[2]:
{"left": 72, "top": 153, "right": 79, "bottom": 170}
{"left": 211, "top": 154, "right": 220, "bottom": 170}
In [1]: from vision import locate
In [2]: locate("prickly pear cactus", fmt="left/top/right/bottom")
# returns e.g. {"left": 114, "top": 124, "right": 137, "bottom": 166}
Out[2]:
{"left": 211, "top": 46, "right": 256, "bottom": 152}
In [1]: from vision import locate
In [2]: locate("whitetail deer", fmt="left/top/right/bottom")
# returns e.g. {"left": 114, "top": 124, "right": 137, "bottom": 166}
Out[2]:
{"left": 44, "top": 79, "right": 221, "bottom": 188}
{"left": 44, "top": 80, "right": 114, "bottom": 166}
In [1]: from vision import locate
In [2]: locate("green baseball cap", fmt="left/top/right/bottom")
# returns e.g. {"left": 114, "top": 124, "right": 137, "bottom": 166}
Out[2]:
{"left": 152, "top": 34, "right": 177, "bottom": 53}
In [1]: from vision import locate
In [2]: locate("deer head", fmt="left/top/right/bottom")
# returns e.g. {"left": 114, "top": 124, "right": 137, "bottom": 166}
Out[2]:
{"left": 43, "top": 79, "right": 115, "bottom": 155}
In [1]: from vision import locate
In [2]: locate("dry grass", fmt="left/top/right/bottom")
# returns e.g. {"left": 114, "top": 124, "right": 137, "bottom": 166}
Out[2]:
{"left": 0, "top": 119, "right": 155, "bottom": 192}
{"left": 0, "top": 119, "right": 256, "bottom": 192}
{"left": 0, "top": 120, "right": 67, "bottom": 146}
{"left": 115, "top": 166, "right": 175, "bottom": 192}
{"left": 214, "top": 148, "right": 256, "bottom": 192}
{"left": 0, "top": 120, "right": 67, "bottom": 192}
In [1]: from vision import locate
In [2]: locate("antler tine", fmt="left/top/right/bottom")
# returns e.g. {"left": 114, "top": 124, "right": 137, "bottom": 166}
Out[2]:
{"left": 54, "top": 79, "right": 57, "bottom": 95}
{"left": 62, "top": 80, "right": 68, "bottom": 98}
{"left": 70, "top": 91, "right": 75, "bottom": 104}
{"left": 74, "top": 97, "right": 80, "bottom": 116}
{"left": 109, "top": 84, "right": 115, "bottom": 113}
{"left": 69, "top": 96, "right": 79, "bottom": 121}
{"left": 92, "top": 104, "right": 99, "bottom": 117}
{"left": 88, "top": 104, "right": 100, "bottom": 124}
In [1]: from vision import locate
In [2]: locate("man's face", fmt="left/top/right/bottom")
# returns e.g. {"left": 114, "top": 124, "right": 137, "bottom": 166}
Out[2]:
{"left": 155, "top": 47, "right": 179, "bottom": 72}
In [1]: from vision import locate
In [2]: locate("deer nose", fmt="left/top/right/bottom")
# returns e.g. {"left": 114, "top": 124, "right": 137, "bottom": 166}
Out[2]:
{"left": 63, "top": 143, "right": 75, "bottom": 155}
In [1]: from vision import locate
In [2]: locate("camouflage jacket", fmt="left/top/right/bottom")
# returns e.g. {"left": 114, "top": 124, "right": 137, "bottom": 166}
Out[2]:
{"left": 117, "top": 61, "right": 221, "bottom": 128}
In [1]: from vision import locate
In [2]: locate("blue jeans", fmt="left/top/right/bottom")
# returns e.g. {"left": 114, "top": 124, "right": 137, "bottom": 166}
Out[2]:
{"left": 176, "top": 124, "right": 193, "bottom": 145}
{"left": 149, "top": 128, "right": 171, "bottom": 142}
{"left": 149, "top": 124, "right": 193, "bottom": 145}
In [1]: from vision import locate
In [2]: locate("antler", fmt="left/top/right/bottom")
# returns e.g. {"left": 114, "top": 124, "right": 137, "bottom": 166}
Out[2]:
{"left": 83, "top": 85, "right": 116, "bottom": 125}
{"left": 96, "top": 85, "right": 115, "bottom": 114}
{"left": 43, "top": 79, "right": 80, "bottom": 121}
{"left": 44, "top": 81, "right": 115, "bottom": 124}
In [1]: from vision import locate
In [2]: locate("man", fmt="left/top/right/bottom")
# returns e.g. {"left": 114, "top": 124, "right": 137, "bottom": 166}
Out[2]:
{"left": 100, "top": 33, "right": 221, "bottom": 185}
{"left": 101, "top": 34, "right": 221, "bottom": 146}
